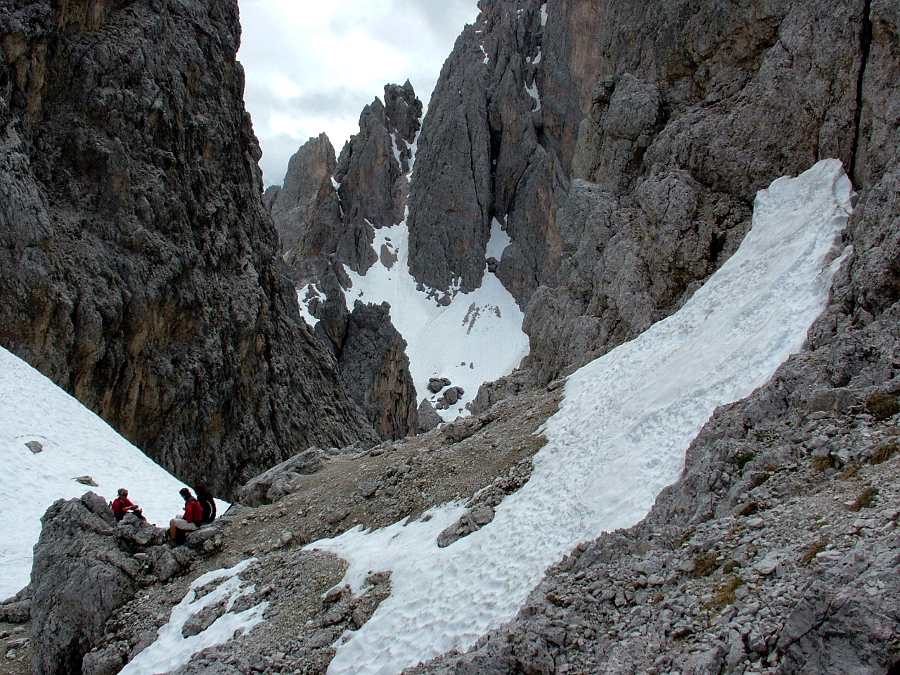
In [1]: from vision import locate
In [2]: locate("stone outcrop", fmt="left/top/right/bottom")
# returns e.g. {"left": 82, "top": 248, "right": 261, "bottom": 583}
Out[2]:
{"left": 269, "top": 133, "right": 338, "bottom": 257}
{"left": 30, "top": 493, "right": 143, "bottom": 675}
{"left": 407, "top": 1, "right": 568, "bottom": 302}
{"left": 0, "top": 0, "right": 377, "bottom": 498}
{"left": 338, "top": 302, "right": 418, "bottom": 440}
{"left": 276, "top": 82, "right": 423, "bottom": 285}
{"left": 267, "top": 85, "right": 423, "bottom": 441}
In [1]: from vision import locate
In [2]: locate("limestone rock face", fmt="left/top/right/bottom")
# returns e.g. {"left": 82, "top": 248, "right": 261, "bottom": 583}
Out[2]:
{"left": 407, "top": 0, "right": 568, "bottom": 303}
{"left": 30, "top": 493, "right": 139, "bottom": 675}
{"left": 0, "top": 0, "right": 377, "bottom": 497}
{"left": 273, "top": 84, "right": 423, "bottom": 440}
{"left": 338, "top": 302, "right": 418, "bottom": 440}
{"left": 270, "top": 133, "right": 339, "bottom": 256}
{"left": 335, "top": 81, "right": 421, "bottom": 238}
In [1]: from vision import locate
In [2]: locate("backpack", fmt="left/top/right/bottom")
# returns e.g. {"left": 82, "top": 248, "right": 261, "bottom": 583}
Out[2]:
{"left": 199, "top": 494, "right": 216, "bottom": 523}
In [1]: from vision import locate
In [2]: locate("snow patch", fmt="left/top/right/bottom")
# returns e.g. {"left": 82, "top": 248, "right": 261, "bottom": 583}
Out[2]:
{"left": 342, "top": 221, "right": 528, "bottom": 420}
{"left": 485, "top": 218, "right": 511, "bottom": 260}
{"left": 316, "top": 160, "right": 854, "bottom": 675}
{"left": 524, "top": 78, "right": 541, "bottom": 112}
{"left": 120, "top": 559, "right": 267, "bottom": 675}
{"left": 297, "top": 283, "right": 326, "bottom": 328}
{"left": 541, "top": 2, "right": 548, "bottom": 26}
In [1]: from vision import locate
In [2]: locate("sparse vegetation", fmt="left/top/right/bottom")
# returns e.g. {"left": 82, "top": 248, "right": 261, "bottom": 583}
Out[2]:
{"left": 722, "top": 560, "right": 740, "bottom": 574}
{"left": 866, "top": 391, "right": 900, "bottom": 420}
{"left": 799, "top": 539, "right": 828, "bottom": 565}
{"left": 871, "top": 443, "right": 899, "bottom": 465}
{"left": 702, "top": 575, "right": 745, "bottom": 611}
{"left": 849, "top": 486, "right": 879, "bottom": 511}
{"left": 693, "top": 552, "right": 719, "bottom": 578}
{"left": 811, "top": 454, "right": 834, "bottom": 471}
{"left": 737, "top": 452, "right": 757, "bottom": 471}
{"left": 838, "top": 465, "right": 860, "bottom": 480}
{"left": 677, "top": 528, "right": 695, "bottom": 548}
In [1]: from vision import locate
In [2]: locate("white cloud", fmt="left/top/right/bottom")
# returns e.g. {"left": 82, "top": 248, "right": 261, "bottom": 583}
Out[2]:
{"left": 238, "top": 0, "right": 480, "bottom": 186}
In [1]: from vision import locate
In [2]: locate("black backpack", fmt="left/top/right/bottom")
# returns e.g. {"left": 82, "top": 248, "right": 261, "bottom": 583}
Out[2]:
{"left": 198, "top": 493, "right": 216, "bottom": 523}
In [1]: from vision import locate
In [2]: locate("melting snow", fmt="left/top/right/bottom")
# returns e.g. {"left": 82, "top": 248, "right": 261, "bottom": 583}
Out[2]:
{"left": 525, "top": 78, "right": 541, "bottom": 112}
{"left": 312, "top": 159, "right": 854, "bottom": 675}
{"left": 120, "top": 559, "right": 267, "bottom": 675}
{"left": 297, "top": 283, "right": 326, "bottom": 328}
{"left": 343, "top": 221, "right": 529, "bottom": 420}
{"left": 0, "top": 347, "right": 226, "bottom": 600}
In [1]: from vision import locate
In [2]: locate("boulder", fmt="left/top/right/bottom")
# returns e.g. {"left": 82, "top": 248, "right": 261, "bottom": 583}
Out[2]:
{"left": 30, "top": 493, "right": 140, "bottom": 675}
{"left": 238, "top": 447, "right": 327, "bottom": 506}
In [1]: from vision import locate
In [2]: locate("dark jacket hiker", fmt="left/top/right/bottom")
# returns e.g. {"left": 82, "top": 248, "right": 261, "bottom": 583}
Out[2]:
{"left": 195, "top": 484, "right": 217, "bottom": 524}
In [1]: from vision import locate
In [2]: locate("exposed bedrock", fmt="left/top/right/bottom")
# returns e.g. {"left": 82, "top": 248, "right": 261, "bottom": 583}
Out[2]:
{"left": 0, "top": 0, "right": 377, "bottom": 498}
{"left": 337, "top": 301, "right": 418, "bottom": 441}
{"left": 411, "top": 2, "right": 900, "bottom": 671}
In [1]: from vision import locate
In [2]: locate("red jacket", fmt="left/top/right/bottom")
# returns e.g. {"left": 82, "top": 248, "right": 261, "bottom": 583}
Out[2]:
{"left": 182, "top": 498, "right": 203, "bottom": 525}
{"left": 112, "top": 497, "right": 134, "bottom": 521}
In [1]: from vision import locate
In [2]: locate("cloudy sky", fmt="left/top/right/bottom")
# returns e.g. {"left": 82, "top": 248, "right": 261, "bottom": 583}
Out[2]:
{"left": 237, "top": 0, "right": 481, "bottom": 187}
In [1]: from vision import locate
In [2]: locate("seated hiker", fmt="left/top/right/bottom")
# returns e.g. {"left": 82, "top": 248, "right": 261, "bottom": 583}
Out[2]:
{"left": 111, "top": 488, "right": 142, "bottom": 521}
{"left": 169, "top": 487, "right": 203, "bottom": 545}
{"left": 195, "top": 483, "right": 217, "bottom": 524}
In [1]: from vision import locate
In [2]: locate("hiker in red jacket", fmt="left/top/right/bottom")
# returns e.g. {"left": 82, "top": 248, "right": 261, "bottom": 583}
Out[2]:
{"left": 169, "top": 487, "right": 203, "bottom": 545}
{"left": 112, "top": 488, "right": 142, "bottom": 521}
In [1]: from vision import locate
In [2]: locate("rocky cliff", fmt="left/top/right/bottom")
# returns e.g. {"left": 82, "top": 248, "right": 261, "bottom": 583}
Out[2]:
{"left": 266, "top": 83, "right": 423, "bottom": 440}
{"left": 14, "top": 0, "right": 900, "bottom": 673}
{"left": 407, "top": 0, "right": 900, "bottom": 672}
{"left": 0, "top": 0, "right": 377, "bottom": 498}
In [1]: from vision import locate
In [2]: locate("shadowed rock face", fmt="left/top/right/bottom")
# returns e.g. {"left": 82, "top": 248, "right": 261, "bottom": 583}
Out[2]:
{"left": 338, "top": 302, "right": 418, "bottom": 441}
{"left": 0, "top": 0, "right": 377, "bottom": 498}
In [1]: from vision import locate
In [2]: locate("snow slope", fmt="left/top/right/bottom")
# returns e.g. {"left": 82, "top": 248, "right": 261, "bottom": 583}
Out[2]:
{"left": 342, "top": 217, "right": 529, "bottom": 420}
{"left": 0, "top": 347, "right": 220, "bottom": 601}
{"left": 311, "top": 159, "right": 854, "bottom": 675}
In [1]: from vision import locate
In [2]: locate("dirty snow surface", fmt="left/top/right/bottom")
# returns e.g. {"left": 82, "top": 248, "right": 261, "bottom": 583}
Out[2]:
{"left": 342, "top": 217, "right": 529, "bottom": 420}
{"left": 119, "top": 559, "right": 267, "bottom": 675}
{"left": 0, "top": 347, "right": 218, "bottom": 600}
{"left": 311, "top": 159, "right": 854, "bottom": 675}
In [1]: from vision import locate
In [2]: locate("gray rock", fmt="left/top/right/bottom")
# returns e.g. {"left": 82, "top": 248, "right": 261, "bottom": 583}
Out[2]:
{"left": 337, "top": 302, "right": 418, "bottom": 440}
{"left": 148, "top": 545, "right": 180, "bottom": 582}
{"left": 238, "top": 447, "right": 326, "bottom": 507}
{"left": 417, "top": 399, "right": 442, "bottom": 433}
{"left": 81, "top": 645, "right": 126, "bottom": 675}
{"left": 442, "top": 417, "right": 485, "bottom": 443}
{"left": 428, "top": 378, "right": 452, "bottom": 394}
{"left": 30, "top": 494, "right": 138, "bottom": 675}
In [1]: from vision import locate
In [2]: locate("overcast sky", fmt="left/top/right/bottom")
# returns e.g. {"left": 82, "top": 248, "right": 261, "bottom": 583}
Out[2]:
{"left": 237, "top": 0, "right": 481, "bottom": 187}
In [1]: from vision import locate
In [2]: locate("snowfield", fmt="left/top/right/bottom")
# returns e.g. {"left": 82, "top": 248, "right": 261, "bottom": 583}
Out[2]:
{"left": 311, "top": 159, "right": 854, "bottom": 675}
